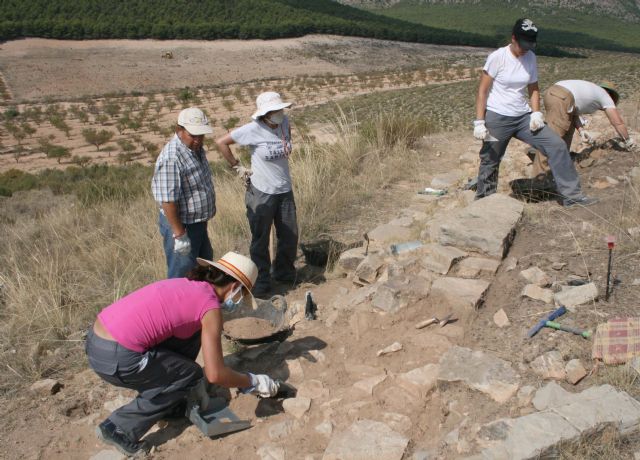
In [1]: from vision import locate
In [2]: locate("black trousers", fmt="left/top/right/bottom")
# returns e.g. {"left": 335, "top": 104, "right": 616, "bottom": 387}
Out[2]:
{"left": 245, "top": 184, "right": 299, "bottom": 291}
{"left": 85, "top": 328, "right": 203, "bottom": 442}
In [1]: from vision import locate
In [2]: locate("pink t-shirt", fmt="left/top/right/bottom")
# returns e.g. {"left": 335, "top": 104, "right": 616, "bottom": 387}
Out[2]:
{"left": 98, "top": 278, "right": 220, "bottom": 353}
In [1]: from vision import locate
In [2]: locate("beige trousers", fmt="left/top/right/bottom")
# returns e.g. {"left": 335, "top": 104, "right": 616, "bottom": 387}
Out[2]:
{"left": 532, "top": 85, "right": 579, "bottom": 177}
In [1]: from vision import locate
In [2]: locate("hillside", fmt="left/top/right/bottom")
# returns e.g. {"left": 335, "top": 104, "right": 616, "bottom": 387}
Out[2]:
{"left": 338, "top": 0, "right": 640, "bottom": 50}
{"left": 0, "top": 0, "right": 494, "bottom": 47}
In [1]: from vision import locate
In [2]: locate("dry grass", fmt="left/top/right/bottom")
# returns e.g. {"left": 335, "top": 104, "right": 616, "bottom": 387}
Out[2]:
{"left": 595, "top": 365, "right": 640, "bottom": 400}
{"left": 558, "top": 425, "right": 640, "bottom": 460}
{"left": 0, "top": 110, "right": 425, "bottom": 393}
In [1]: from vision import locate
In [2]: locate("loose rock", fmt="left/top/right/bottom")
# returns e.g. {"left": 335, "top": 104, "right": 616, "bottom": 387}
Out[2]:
{"left": 565, "top": 359, "right": 588, "bottom": 385}
{"left": 323, "top": 419, "right": 409, "bottom": 460}
{"left": 269, "top": 420, "right": 294, "bottom": 440}
{"left": 30, "top": 378, "right": 63, "bottom": 396}
{"left": 89, "top": 450, "right": 126, "bottom": 460}
{"left": 397, "top": 364, "right": 439, "bottom": 398}
{"left": 377, "top": 342, "right": 403, "bottom": 357}
{"left": 315, "top": 420, "right": 333, "bottom": 437}
{"left": 554, "top": 283, "right": 598, "bottom": 310}
{"left": 531, "top": 351, "right": 566, "bottom": 380}
{"left": 438, "top": 346, "right": 520, "bottom": 403}
{"left": 519, "top": 267, "right": 551, "bottom": 287}
{"left": 338, "top": 247, "right": 367, "bottom": 272}
{"left": 257, "top": 444, "right": 285, "bottom": 460}
{"left": 297, "top": 380, "right": 329, "bottom": 400}
{"left": 355, "top": 254, "right": 385, "bottom": 284}
{"left": 368, "top": 224, "right": 413, "bottom": 244}
{"left": 382, "top": 412, "right": 412, "bottom": 434}
{"left": 493, "top": 309, "right": 510, "bottom": 328}
{"left": 353, "top": 373, "right": 387, "bottom": 395}
{"left": 532, "top": 381, "right": 571, "bottom": 411}
{"left": 456, "top": 257, "right": 500, "bottom": 278}
{"left": 429, "top": 277, "right": 490, "bottom": 312}
{"left": 420, "top": 244, "right": 467, "bottom": 275}
{"left": 372, "top": 280, "right": 408, "bottom": 313}
{"left": 516, "top": 385, "right": 536, "bottom": 408}
{"left": 521, "top": 284, "right": 554, "bottom": 304}
{"left": 283, "top": 397, "right": 311, "bottom": 419}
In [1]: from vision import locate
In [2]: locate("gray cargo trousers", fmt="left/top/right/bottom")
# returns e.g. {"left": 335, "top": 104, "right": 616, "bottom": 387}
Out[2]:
{"left": 476, "top": 110, "right": 583, "bottom": 201}
{"left": 245, "top": 184, "right": 299, "bottom": 292}
{"left": 85, "top": 328, "right": 202, "bottom": 442}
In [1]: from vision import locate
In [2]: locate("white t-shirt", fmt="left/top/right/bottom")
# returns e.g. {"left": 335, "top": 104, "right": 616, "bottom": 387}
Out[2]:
{"left": 231, "top": 117, "right": 292, "bottom": 195}
{"left": 556, "top": 80, "right": 616, "bottom": 114}
{"left": 484, "top": 45, "right": 538, "bottom": 117}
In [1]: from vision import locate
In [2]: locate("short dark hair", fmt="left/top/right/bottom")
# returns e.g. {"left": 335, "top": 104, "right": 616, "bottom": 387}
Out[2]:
{"left": 186, "top": 265, "right": 236, "bottom": 286}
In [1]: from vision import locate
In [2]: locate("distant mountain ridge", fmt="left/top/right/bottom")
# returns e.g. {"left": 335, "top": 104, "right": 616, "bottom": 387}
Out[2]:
{"left": 336, "top": 0, "right": 640, "bottom": 50}
{"left": 337, "top": 0, "right": 640, "bottom": 22}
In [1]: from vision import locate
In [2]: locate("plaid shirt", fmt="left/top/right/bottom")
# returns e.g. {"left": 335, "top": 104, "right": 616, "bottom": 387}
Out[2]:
{"left": 151, "top": 135, "right": 216, "bottom": 224}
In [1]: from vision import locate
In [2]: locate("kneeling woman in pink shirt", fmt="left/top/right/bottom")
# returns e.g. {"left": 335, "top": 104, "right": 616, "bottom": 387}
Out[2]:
{"left": 85, "top": 252, "right": 279, "bottom": 456}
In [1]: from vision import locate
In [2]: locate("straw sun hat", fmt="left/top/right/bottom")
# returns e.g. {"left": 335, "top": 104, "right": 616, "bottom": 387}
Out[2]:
{"left": 197, "top": 252, "right": 258, "bottom": 304}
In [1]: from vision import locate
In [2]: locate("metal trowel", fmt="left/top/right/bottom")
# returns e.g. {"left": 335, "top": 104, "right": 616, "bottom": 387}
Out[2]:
{"left": 186, "top": 379, "right": 251, "bottom": 437}
{"left": 187, "top": 399, "right": 252, "bottom": 437}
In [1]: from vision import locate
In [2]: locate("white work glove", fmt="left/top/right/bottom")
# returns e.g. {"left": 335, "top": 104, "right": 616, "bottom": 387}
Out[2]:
{"left": 579, "top": 130, "right": 595, "bottom": 145}
{"left": 173, "top": 233, "right": 191, "bottom": 255}
{"left": 622, "top": 137, "right": 636, "bottom": 151}
{"left": 232, "top": 164, "right": 252, "bottom": 182}
{"left": 473, "top": 120, "right": 488, "bottom": 140}
{"left": 242, "top": 373, "right": 279, "bottom": 398}
{"left": 529, "top": 111, "right": 545, "bottom": 132}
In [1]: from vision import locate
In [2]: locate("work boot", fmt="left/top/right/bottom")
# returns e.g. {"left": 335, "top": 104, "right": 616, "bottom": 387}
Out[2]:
{"left": 96, "top": 419, "right": 149, "bottom": 456}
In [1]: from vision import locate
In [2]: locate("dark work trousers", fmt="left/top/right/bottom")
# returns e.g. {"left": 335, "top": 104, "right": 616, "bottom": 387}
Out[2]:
{"left": 85, "top": 328, "right": 203, "bottom": 442}
{"left": 158, "top": 212, "right": 214, "bottom": 279}
{"left": 476, "top": 110, "right": 583, "bottom": 202}
{"left": 245, "top": 184, "right": 299, "bottom": 292}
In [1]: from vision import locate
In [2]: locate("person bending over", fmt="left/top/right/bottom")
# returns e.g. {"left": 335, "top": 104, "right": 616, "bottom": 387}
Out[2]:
{"left": 473, "top": 18, "right": 596, "bottom": 207}
{"left": 86, "top": 252, "right": 279, "bottom": 455}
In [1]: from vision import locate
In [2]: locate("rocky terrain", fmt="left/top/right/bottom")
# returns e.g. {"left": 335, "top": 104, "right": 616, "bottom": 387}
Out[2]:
{"left": 3, "top": 107, "right": 640, "bottom": 459}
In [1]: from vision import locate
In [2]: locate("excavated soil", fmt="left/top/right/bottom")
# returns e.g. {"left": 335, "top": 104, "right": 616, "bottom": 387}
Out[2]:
{"left": 223, "top": 318, "right": 276, "bottom": 340}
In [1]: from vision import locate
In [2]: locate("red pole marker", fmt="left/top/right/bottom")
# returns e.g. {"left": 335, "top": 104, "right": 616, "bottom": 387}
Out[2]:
{"left": 605, "top": 235, "right": 616, "bottom": 301}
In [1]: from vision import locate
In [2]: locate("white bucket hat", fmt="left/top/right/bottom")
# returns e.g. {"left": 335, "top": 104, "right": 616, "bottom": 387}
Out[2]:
{"left": 251, "top": 92, "right": 292, "bottom": 120}
{"left": 177, "top": 107, "right": 214, "bottom": 135}
{"left": 197, "top": 252, "right": 258, "bottom": 307}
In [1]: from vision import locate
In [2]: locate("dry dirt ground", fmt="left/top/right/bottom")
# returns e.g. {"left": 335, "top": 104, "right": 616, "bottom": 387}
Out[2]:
{"left": 0, "top": 36, "right": 485, "bottom": 102}
{"left": 1, "top": 110, "right": 639, "bottom": 459}
{"left": 0, "top": 36, "right": 485, "bottom": 173}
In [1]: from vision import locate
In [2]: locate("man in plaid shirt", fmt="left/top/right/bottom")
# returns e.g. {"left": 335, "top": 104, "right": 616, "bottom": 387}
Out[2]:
{"left": 152, "top": 107, "right": 216, "bottom": 278}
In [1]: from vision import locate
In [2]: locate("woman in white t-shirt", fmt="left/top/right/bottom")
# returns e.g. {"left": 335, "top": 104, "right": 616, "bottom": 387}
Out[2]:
{"left": 473, "top": 18, "right": 595, "bottom": 207}
{"left": 216, "top": 92, "right": 298, "bottom": 297}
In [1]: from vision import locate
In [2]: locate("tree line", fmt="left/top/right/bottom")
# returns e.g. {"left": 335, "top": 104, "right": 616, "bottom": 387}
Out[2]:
{"left": 0, "top": 0, "right": 498, "bottom": 46}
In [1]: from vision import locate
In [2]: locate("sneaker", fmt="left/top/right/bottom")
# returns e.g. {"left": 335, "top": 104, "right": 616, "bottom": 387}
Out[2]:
{"left": 563, "top": 196, "right": 599, "bottom": 208}
{"left": 95, "top": 419, "right": 149, "bottom": 456}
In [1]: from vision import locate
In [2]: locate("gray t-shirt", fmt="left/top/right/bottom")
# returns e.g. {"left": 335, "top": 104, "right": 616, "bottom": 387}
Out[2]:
{"left": 556, "top": 80, "right": 616, "bottom": 114}
{"left": 230, "top": 118, "right": 292, "bottom": 195}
